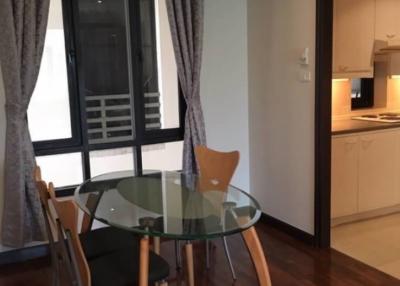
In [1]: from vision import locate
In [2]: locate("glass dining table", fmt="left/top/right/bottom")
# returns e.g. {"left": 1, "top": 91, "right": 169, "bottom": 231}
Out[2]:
{"left": 74, "top": 170, "right": 272, "bottom": 286}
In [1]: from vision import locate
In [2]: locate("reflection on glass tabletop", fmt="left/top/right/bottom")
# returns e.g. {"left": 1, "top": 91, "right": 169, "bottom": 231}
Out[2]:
{"left": 74, "top": 170, "right": 262, "bottom": 240}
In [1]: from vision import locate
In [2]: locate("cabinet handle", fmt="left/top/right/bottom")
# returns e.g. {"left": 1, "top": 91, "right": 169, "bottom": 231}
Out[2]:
{"left": 387, "top": 33, "right": 396, "bottom": 39}
{"left": 338, "top": 65, "right": 348, "bottom": 72}
{"left": 361, "top": 137, "right": 374, "bottom": 148}
{"left": 344, "top": 139, "right": 357, "bottom": 150}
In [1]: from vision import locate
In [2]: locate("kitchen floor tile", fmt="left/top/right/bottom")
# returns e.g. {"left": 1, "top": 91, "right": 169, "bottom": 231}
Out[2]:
{"left": 332, "top": 213, "right": 400, "bottom": 279}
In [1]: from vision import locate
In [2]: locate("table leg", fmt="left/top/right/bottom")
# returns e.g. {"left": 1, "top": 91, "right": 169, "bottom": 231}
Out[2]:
{"left": 241, "top": 227, "right": 272, "bottom": 286}
{"left": 139, "top": 236, "right": 150, "bottom": 286}
{"left": 153, "top": 237, "right": 161, "bottom": 286}
{"left": 185, "top": 242, "right": 195, "bottom": 286}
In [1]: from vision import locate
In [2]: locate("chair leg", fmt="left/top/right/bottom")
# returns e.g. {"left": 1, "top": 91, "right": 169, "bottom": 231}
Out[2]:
{"left": 49, "top": 242, "right": 60, "bottom": 286}
{"left": 206, "top": 240, "right": 210, "bottom": 269}
{"left": 222, "top": 236, "right": 237, "bottom": 280}
{"left": 56, "top": 221, "right": 80, "bottom": 285}
{"left": 43, "top": 206, "right": 60, "bottom": 286}
{"left": 51, "top": 257, "right": 60, "bottom": 286}
{"left": 65, "top": 231, "right": 84, "bottom": 286}
{"left": 51, "top": 265, "right": 59, "bottom": 286}
{"left": 175, "top": 240, "right": 182, "bottom": 270}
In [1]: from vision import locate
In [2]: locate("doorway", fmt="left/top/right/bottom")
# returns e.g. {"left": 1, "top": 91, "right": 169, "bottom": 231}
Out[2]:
{"left": 317, "top": 0, "right": 400, "bottom": 279}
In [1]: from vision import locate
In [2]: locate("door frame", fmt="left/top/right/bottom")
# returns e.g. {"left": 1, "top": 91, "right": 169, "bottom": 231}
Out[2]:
{"left": 314, "top": 0, "right": 333, "bottom": 248}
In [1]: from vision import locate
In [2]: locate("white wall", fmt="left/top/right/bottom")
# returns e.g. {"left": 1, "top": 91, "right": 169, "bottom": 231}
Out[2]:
{"left": 202, "top": 0, "right": 316, "bottom": 234}
{"left": 201, "top": 0, "right": 250, "bottom": 192}
{"left": 248, "top": 0, "right": 316, "bottom": 234}
{"left": 0, "top": 66, "right": 5, "bottom": 238}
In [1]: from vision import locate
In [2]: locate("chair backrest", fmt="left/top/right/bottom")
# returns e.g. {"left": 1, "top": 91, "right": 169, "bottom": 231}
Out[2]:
{"left": 48, "top": 183, "right": 91, "bottom": 286}
{"left": 33, "top": 166, "right": 57, "bottom": 239}
{"left": 34, "top": 167, "right": 55, "bottom": 225}
{"left": 34, "top": 166, "right": 46, "bottom": 205}
{"left": 195, "top": 145, "right": 240, "bottom": 192}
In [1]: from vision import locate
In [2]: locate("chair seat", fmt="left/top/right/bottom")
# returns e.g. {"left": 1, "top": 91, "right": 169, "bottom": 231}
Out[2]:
{"left": 89, "top": 247, "right": 170, "bottom": 286}
{"left": 80, "top": 227, "right": 138, "bottom": 259}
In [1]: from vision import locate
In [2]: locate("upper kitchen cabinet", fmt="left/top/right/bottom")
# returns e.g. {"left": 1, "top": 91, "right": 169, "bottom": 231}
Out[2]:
{"left": 375, "top": 0, "right": 400, "bottom": 50}
{"left": 333, "top": 0, "right": 375, "bottom": 78}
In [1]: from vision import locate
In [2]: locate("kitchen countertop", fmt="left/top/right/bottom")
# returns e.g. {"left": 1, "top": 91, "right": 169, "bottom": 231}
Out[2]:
{"left": 332, "top": 119, "right": 400, "bottom": 135}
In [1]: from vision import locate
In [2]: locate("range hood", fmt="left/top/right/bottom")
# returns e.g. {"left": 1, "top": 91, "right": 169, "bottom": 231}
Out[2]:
{"left": 378, "top": 46, "right": 400, "bottom": 53}
{"left": 375, "top": 40, "right": 400, "bottom": 76}
{"left": 375, "top": 39, "right": 400, "bottom": 54}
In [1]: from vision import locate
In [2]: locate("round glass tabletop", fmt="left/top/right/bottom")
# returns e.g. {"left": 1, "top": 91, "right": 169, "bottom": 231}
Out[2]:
{"left": 74, "top": 170, "right": 262, "bottom": 240}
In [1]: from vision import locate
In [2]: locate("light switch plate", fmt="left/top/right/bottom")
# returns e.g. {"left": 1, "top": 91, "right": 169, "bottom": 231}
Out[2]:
{"left": 299, "top": 71, "right": 312, "bottom": 82}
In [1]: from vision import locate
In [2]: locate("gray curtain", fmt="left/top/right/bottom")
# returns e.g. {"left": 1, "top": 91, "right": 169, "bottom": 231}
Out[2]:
{"left": 166, "top": 0, "right": 207, "bottom": 174}
{"left": 0, "top": 0, "right": 50, "bottom": 247}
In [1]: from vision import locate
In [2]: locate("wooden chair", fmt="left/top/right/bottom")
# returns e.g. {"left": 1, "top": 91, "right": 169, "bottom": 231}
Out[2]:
{"left": 195, "top": 145, "right": 239, "bottom": 193}
{"left": 47, "top": 183, "right": 169, "bottom": 286}
{"left": 35, "top": 166, "right": 169, "bottom": 286}
{"left": 34, "top": 167, "right": 61, "bottom": 286}
{"left": 194, "top": 145, "right": 240, "bottom": 280}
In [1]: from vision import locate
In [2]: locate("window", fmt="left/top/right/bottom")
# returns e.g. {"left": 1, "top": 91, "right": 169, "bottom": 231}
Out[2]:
{"left": 29, "top": 0, "right": 184, "bottom": 193}
{"left": 151, "top": 0, "right": 180, "bottom": 130}
{"left": 36, "top": 153, "right": 84, "bottom": 187}
{"left": 28, "top": 0, "right": 79, "bottom": 144}
{"left": 142, "top": 142, "right": 183, "bottom": 171}
{"left": 89, "top": 148, "right": 135, "bottom": 177}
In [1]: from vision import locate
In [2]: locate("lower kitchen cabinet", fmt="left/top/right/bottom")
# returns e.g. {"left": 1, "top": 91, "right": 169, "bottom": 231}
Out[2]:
{"left": 358, "top": 131, "right": 399, "bottom": 212}
{"left": 332, "top": 129, "right": 400, "bottom": 219}
{"left": 331, "top": 136, "right": 359, "bottom": 218}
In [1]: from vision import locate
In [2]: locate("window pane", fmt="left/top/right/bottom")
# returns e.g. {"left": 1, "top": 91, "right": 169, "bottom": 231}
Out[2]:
{"left": 77, "top": 0, "right": 135, "bottom": 146}
{"left": 90, "top": 147, "right": 135, "bottom": 177}
{"left": 36, "top": 153, "right": 83, "bottom": 187}
{"left": 144, "top": 0, "right": 180, "bottom": 131}
{"left": 142, "top": 141, "right": 183, "bottom": 171}
{"left": 28, "top": 0, "right": 72, "bottom": 142}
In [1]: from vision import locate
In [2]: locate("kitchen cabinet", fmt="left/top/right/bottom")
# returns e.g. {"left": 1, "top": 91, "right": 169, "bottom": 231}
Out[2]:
{"left": 375, "top": 0, "right": 400, "bottom": 49}
{"left": 333, "top": 0, "right": 375, "bottom": 78}
{"left": 331, "top": 129, "right": 400, "bottom": 219}
{"left": 331, "top": 136, "right": 359, "bottom": 218}
{"left": 358, "top": 131, "right": 399, "bottom": 212}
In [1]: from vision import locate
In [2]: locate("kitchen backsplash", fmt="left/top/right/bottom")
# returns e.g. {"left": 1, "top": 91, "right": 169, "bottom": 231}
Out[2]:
{"left": 332, "top": 78, "right": 400, "bottom": 120}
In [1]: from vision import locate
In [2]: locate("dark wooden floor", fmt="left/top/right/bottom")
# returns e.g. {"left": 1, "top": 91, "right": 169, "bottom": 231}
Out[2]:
{"left": 0, "top": 223, "right": 399, "bottom": 286}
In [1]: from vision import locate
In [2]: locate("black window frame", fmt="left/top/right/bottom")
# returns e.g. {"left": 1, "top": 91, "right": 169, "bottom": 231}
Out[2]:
{"left": 32, "top": 0, "right": 82, "bottom": 152}
{"left": 32, "top": 0, "right": 185, "bottom": 197}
